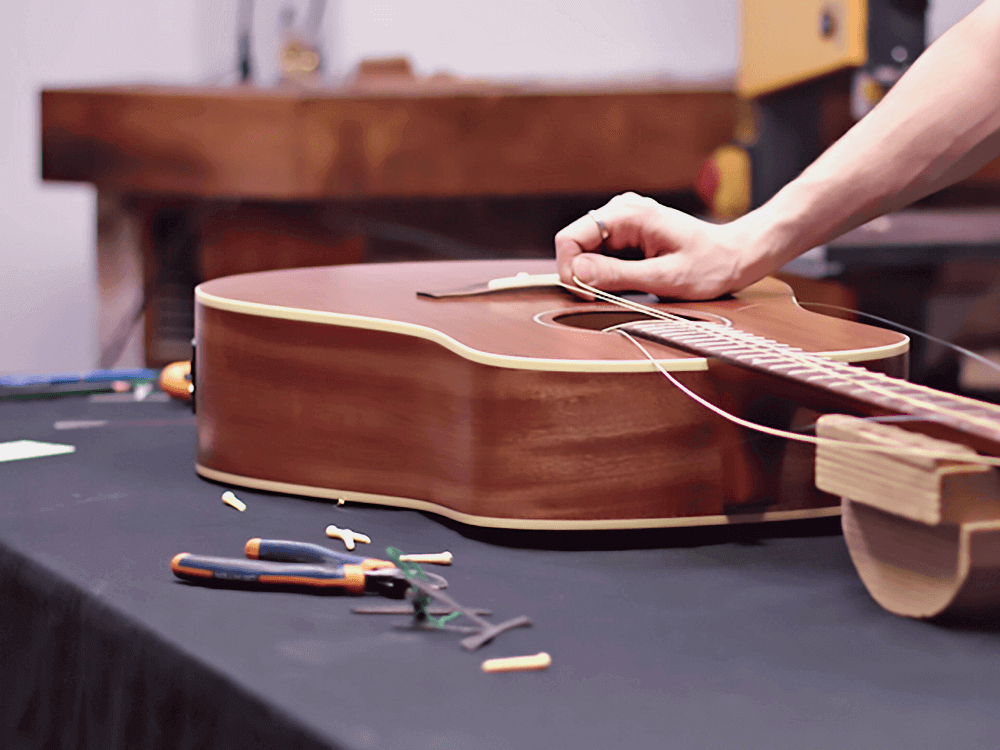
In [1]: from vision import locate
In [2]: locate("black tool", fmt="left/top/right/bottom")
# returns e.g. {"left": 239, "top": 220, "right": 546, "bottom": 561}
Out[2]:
{"left": 385, "top": 547, "right": 531, "bottom": 650}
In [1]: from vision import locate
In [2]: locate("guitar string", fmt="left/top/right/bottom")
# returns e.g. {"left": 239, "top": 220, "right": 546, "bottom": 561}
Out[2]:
{"left": 595, "top": 289, "right": 1000, "bottom": 452}
{"left": 559, "top": 278, "right": 1000, "bottom": 466}
{"left": 616, "top": 329, "right": 1000, "bottom": 468}
{"left": 637, "top": 320, "right": 1000, "bottom": 426}
{"left": 732, "top": 299, "right": 1000, "bottom": 419}
{"left": 564, "top": 278, "right": 1000, "bottom": 438}
{"left": 799, "top": 301, "right": 1000, "bottom": 380}
{"left": 567, "top": 278, "right": 1000, "bottom": 428}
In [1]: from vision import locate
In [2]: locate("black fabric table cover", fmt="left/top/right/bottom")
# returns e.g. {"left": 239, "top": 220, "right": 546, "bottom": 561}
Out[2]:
{"left": 2, "top": 394, "right": 1000, "bottom": 750}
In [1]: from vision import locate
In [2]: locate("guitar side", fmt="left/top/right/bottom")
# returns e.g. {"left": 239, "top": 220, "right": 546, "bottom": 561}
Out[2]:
{"left": 193, "top": 259, "right": 909, "bottom": 529}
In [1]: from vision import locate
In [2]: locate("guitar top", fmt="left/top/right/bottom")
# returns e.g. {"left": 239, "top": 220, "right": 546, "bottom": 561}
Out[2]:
{"left": 196, "top": 259, "right": 908, "bottom": 372}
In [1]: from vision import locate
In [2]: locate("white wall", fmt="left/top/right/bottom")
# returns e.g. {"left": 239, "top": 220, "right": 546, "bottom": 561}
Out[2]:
{"left": 0, "top": 0, "right": 985, "bottom": 374}
{"left": 198, "top": 0, "right": 740, "bottom": 85}
{"left": 1, "top": 2, "right": 199, "bottom": 375}
{"left": 200, "top": 0, "right": 975, "bottom": 87}
{"left": 928, "top": 0, "right": 982, "bottom": 40}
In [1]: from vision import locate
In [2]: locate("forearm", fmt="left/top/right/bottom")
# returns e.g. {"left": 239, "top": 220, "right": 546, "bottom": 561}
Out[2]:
{"left": 736, "top": 0, "right": 1000, "bottom": 276}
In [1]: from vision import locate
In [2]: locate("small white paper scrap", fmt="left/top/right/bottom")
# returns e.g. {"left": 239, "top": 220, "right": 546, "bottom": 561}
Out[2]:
{"left": 0, "top": 439, "right": 76, "bottom": 463}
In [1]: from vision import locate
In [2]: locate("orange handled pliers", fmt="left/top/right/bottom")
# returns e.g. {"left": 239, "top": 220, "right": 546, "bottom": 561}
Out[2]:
{"left": 171, "top": 538, "right": 447, "bottom": 598}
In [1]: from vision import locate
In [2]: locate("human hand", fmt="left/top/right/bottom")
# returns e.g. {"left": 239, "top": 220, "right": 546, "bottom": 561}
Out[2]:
{"left": 554, "top": 193, "right": 767, "bottom": 300}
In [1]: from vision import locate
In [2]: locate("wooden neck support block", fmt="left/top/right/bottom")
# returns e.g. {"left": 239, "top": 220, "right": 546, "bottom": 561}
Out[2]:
{"left": 815, "top": 413, "right": 1000, "bottom": 619}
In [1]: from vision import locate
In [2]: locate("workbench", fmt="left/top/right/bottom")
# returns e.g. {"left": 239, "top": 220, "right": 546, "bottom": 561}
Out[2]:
{"left": 41, "top": 81, "right": 735, "bottom": 367}
{"left": 3, "top": 393, "right": 1000, "bottom": 749}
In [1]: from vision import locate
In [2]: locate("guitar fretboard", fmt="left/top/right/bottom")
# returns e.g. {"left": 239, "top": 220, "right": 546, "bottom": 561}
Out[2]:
{"left": 622, "top": 319, "right": 1000, "bottom": 447}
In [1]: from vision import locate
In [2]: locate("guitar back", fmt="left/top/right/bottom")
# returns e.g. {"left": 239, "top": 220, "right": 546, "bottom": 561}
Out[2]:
{"left": 194, "top": 259, "right": 909, "bottom": 529}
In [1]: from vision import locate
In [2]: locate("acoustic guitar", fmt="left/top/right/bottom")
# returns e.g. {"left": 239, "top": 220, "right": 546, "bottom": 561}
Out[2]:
{"left": 192, "top": 258, "right": 931, "bottom": 530}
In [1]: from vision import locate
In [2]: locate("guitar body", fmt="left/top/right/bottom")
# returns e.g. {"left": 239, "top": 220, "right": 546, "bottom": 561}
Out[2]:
{"left": 194, "top": 259, "right": 909, "bottom": 529}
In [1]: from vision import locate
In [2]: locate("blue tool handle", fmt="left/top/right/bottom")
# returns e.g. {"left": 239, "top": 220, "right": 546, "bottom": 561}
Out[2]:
{"left": 246, "top": 538, "right": 360, "bottom": 565}
{"left": 246, "top": 539, "right": 396, "bottom": 572}
{"left": 171, "top": 553, "right": 366, "bottom": 593}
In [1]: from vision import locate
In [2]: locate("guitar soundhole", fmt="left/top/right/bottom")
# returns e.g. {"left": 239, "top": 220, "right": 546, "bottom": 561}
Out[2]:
{"left": 539, "top": 307, "right": 728, "bottom": 332}
{"left": 552, "top": 311, "right": 658, "bottom": 330}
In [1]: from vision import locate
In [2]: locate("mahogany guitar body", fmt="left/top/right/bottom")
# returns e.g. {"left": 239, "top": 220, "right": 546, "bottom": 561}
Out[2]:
{"left": 194, "top": 259, "right": 909, "bottom": 529}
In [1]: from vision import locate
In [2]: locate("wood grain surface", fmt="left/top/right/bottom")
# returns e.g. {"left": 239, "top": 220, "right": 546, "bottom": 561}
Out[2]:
{"left": 819, "top": 414, "right": 1000, "bottom": 618}
{"left": 196, "top": 259, "right": 907, "bottom": 367}
{"left": 194, "top": 259, "right": 909, "bottom": 528}
{"left": 41, "top": 83, "right": 736, "bottom": 199}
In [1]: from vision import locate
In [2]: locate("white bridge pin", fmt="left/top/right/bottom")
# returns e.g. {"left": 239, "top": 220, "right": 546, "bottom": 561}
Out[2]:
{"left": 325, "top": 524, "right": 371, "bottom": 550}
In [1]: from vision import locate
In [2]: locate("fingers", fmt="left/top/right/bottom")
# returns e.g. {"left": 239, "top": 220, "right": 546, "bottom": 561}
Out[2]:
{"left": 554, "top": 213, "right": 607, "bottom": 289}
{"left": 554, "top": 193, "right": 660, "bottom": 291}
{"left": 573, "top": 243, "right": 745, "bottom": 300}
{"left": 556, "top": 193, "right": 688, "bottom": 291}
{"left": 554, "top": 193, "right": 744, "bottom": 300}
{"left": 570, "top": 254, "right": 678, "bottom": 297}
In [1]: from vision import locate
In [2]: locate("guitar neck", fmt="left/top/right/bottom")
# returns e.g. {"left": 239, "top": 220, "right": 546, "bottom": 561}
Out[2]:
{"left": 623, "top": 319, "right": 1000, "bottom": 451}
